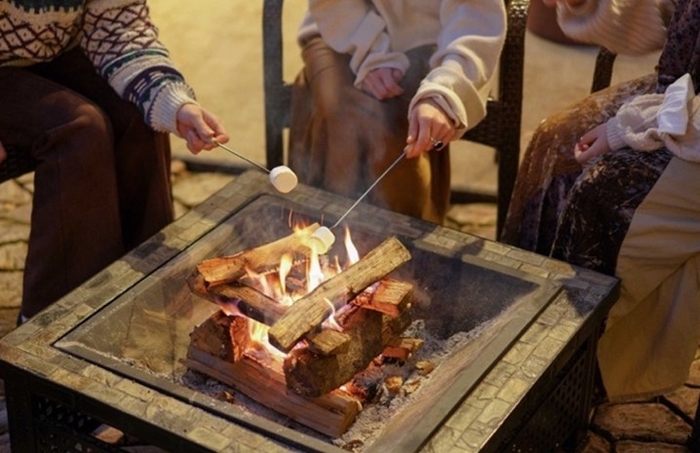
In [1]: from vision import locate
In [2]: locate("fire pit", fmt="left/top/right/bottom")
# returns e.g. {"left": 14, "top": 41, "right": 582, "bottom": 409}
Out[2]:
{"left": 0, "top": 171, "right": 618, "bottom": 453}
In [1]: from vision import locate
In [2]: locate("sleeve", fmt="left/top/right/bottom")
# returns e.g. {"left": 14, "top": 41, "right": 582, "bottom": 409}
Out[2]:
{"left": 307, "top": 0, "right": 410, "bottom": 87}
{"left": 555, "top": 0, "right": 671, "bottom": 55}
{"left": 81, "top": 0, "right": 198, "bottom": 134}
{"left": 409, "top": 0, "right": 507, "bottom": 136}
{"left": 606, "top": 74, "right": 700, "bottom": 163}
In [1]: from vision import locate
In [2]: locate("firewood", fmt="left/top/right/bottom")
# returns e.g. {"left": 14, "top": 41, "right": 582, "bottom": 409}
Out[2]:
{"left": 188, "top": 311, "right": 250, "bottom": 362}
{"left": 268, "top": 237, "right": 412, "bottom": 352}
{"left": 307, "top": 329, "right": 351, "bottom": 356}
{"left": 187, "top": 273, "right": 288, "bottom": 326}
{"left": 352, "top": 279, "right": 413, "bottom": 317}
{"left": 283, "top": 306, "right": 385, "bottom": 398}
{"left": 195, "top": 223, "right": 320, "bottom": 286}
{"left": 185, "top": 315, "right": 361, "bottom": 437}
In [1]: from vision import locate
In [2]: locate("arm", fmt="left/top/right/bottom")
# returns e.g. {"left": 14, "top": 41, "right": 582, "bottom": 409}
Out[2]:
{"left": 609, "top": 74, "right": 700, "bottom": 162}
{"left": 308, "top": 0, "right": 410, "bottom": 88}
{"left": 405, "top": 0, "right": 507, "bottom": 156}
{"left": 553, "top": 0, "right": 671, "bottom": 55}
{"left": 81, "top": 0, "right": 228, "bottom": 153}
{"left": 577, "top": 74, "right": 700, "bottom": 164}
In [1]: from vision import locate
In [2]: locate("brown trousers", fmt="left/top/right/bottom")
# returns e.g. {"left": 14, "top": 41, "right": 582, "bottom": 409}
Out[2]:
{"left": 289, "top": 38, "right": 450, "bottom": 224}
{"left": 0, "top": 49, "right": 174, "bottom": 318}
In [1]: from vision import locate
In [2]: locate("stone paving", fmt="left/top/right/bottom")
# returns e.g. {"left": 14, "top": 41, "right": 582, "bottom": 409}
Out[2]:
{"left": 0, "top": 163, "right": 698, "bottom": 452}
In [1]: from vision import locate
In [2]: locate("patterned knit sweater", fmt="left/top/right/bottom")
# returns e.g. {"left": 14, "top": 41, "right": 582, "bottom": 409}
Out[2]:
{"left": 0, "top": 0, "right": 197, "bottom": 134}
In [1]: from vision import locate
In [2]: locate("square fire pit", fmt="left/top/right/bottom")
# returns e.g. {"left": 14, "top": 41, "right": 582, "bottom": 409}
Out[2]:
{"left": 0, "top": 171, "right": 618, "bottom": 453}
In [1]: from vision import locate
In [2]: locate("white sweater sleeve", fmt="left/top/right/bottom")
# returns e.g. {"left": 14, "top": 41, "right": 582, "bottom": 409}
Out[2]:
{"left": 607, "top": 74, "right": 700, "bottom": 163}
{"left": 409, "top": 0, "right": 506, "bottom": 136}
{"left": 555, "top": 0, "right": 670, "bottom": 55}
{"left": 306, "top": 0, "right": 410, "bottom": 87}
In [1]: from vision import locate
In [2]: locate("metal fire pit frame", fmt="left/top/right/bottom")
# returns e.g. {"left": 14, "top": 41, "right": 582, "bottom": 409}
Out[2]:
{"left": 0, "top": 171, "right": 619, "bottom": 453}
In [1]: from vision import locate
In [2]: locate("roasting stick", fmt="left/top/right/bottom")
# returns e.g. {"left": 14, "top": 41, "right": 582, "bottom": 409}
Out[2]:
{"left": 211, "top": 140, "right": 298, "bottom": 194}
{"left": 309, "top": 150, "right": 407, "bottom": 254}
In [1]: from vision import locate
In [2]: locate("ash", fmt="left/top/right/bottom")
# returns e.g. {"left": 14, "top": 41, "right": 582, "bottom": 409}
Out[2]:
{"left": 182, "top": 316, "right": 497, "bottom": 453}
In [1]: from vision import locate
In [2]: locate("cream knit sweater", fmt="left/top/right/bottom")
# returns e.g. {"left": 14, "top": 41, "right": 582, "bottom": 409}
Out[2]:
{"left": 297, "top": 0, "right": 507, "bottom": 137}
{"left": 554, "top": 0, "right": 700, "bottom": 162}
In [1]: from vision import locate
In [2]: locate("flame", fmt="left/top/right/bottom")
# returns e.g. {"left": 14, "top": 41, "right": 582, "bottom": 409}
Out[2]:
{"left": 234, "top": 224, "right": 361, "bottom": 358}
{"left": 320, "top": 298, "right": 344, "bottom": 332}
{"left": 345, "top": 227, "right": 359, "bottom": 264}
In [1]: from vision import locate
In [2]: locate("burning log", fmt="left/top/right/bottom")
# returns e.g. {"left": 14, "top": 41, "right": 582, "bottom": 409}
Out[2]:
{"left": 195, "top": 223, "right": 321, "bottom": 287}
{"left": 184, "top": 229, "right": 416, "bottom": 435}
{"left": 187, "top": 273, "right": 287, "bottom": 326}
{"left": 284, "top": 306, "right": 384, "bottom": 398}
{"left": 267, "top": 236, "right": 411, "bottom": 352}
{"left": 184, "top": 311, "right": 361, "bottom": 438}
{"left": 351, "top": 279, "right": 413, "bottom": 317}
{"left": 306, "top": 329, "right": 351, "bottom": 356}
{"left": 283, "top": 284, "right": 415, "bottom": 398}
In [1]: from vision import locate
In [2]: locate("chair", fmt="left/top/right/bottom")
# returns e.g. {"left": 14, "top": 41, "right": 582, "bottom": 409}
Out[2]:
{"left": 262, "top": 0, "right": 530, "bottom": 239}
{"left": 591, "top": 47, "right": 617, "bottom": 93}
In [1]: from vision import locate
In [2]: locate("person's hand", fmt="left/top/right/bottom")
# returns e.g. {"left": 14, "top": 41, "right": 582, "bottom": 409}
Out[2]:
{"left": 0, "top": 140, "right": 6, "bottom": 165}
{"left": 176, "top": 103, "right": 229, "bottom": 154}
{"left": 359, "top": 68, "right": 404, "bottom": 100}
{"left": 574, "top": 123, "right": 610, "bottom": 164}
{"left": 403, "top": 99, "right": 457, "bottom": 159}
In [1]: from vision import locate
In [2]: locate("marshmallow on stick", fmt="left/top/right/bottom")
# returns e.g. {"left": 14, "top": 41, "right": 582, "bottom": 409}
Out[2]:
{"left": 269, "top": 166, "right": 298, "bottom": 193}
{"left": 212, "top": 140, "right": 298, "bottom": 194}
{"left": 308, "top": 226, "right": 335, "bottom": 255}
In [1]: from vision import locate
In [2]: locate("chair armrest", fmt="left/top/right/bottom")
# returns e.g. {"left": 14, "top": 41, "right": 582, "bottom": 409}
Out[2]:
{"left": 591, "top": 47, "right": 618, "bottom": 93}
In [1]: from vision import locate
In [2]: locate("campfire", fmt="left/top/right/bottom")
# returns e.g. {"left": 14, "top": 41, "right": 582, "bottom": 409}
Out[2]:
{"left": 184, "top": 223, "right": 426, "bottom": 437}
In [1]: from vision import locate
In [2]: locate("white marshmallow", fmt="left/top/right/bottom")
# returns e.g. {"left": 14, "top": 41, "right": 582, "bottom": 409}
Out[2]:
{"left": 309, "top": 226, "right": 335, "bottom": 255}
{"left": 269, "top": 166, "right": 298, "bottom": 193}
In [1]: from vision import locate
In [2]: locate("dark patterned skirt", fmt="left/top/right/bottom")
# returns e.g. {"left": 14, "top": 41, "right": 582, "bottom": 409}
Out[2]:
{"left": 502, "top": 74, "right": 672, "bottom": 275}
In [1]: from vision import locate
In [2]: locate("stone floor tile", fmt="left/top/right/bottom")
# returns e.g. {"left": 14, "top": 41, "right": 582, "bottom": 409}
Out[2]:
{"left": 664, "top": 386, "right": 700, "bottom": 422}
{"left": 615, "top": 440, "right": 691, "bottom": 452}
{"left": 593, "top": 403, "right": 692, "bottom": 445}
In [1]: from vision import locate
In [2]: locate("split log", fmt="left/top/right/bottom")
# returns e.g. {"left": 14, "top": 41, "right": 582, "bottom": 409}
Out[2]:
{"left": 184, "top": 314, "right": 361, "bottom": 437}
{"left": 188, "top": 311, "right": 251, "bottom": 362}
{"left": 306, "top": 329, "right": 351, "bottom": 356}
{"left": 187, "top": 272, "right": 287, "bottom": 326}
{"left": 352, "top": 279, "right": 413, "bottom": 317}
{"left": 195, "top": 223, "right": 320, "bottom": 286}
{"left": 284, "top": 284, "right": 415, "bottom": 398}
{"left": 268, "top": 236, "right": 411, "bottom": 352}
{"left": 284, "top": 306, "right": 384, "bottom": 398}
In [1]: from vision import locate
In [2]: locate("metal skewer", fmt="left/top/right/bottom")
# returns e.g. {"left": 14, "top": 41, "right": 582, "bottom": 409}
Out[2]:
{"left": 331, "top": 150, "right": 407, "bottom": 229}
{"left": 212, "top": 140, "right": 271, "bottom": 173}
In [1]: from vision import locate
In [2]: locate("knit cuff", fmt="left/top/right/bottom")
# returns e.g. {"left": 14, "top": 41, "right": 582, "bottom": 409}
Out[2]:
{"left": 148, "top": 82, "right": 198, "bottom": 135}
{"left": 605, "top": 117, "right": 627, "bottom": 151}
